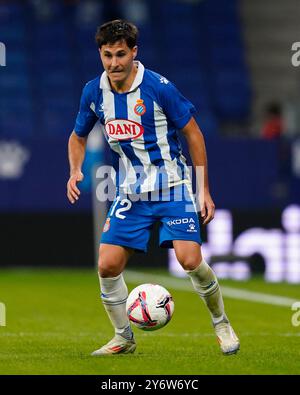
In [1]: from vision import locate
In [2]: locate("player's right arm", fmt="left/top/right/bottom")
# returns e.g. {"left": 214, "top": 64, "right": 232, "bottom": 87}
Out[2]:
{"left": 67, "top": 80, "right": 98, "bottom": 204}
{"left": 67, "top": 132, "right": 87, "bottom": 204}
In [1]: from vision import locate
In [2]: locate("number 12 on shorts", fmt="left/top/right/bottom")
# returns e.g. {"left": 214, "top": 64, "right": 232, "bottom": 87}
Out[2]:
{"left": 110, "top": 196, "right": 132, "bottom": 219}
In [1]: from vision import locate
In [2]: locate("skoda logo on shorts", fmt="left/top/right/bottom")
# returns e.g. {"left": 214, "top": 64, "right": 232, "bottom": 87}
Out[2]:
{"left": 167, "top": 218, "right": 196, "bottom": 227}
{"left": 105, "top": 119, "right": 144, "bottom": 141}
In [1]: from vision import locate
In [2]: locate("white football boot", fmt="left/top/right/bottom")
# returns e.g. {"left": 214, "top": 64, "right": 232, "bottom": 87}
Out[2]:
{"left": 214, "top": 316, "right": 240, "bottom": 355}
{"left": 91, "top": 334, "right": 136, "bottom": 356}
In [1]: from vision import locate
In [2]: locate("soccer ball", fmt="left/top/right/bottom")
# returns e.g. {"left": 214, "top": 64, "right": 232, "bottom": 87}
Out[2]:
{"left": 126, "top": 283, "right": 174, "bottom": 331}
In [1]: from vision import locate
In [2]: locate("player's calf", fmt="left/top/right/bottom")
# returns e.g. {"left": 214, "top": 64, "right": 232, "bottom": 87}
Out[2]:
{"left": 185, "top": 259, "right": 225, "bottom": 322}
{"left": 185, "top": 259, "right": 240, "bottom": 354}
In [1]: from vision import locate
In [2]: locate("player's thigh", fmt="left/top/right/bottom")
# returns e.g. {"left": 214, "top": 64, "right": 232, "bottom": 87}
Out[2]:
{"left": 101, "top": 195, "right": 153, "bottom": 253}
{"left": 173, "top": 240, "right": 203, "bottom": 271}
{"left": 98, "top": 243, "right": 134, "bottom": 277}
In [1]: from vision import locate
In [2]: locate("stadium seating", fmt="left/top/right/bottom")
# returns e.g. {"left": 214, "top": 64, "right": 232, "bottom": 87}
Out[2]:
{"left": 0, "top": 0, "right": 251, "bottom": 139}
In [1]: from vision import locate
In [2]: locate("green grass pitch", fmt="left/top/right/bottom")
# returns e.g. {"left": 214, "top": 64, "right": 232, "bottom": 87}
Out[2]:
{"left": 0, "top": 268, "right": 299, "bottom": 375}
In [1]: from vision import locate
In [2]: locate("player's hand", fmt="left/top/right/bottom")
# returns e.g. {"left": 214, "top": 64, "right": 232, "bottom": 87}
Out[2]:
{"left": 67, "top": 171, "right": 84, "bottom": 204}
{"left": 200, "top": 190, "right": 215, "bottom": 226}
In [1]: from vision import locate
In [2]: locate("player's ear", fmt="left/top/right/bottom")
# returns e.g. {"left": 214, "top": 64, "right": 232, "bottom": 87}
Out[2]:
{"left": 132, "top": 46, "right": 138, "bottom": 59}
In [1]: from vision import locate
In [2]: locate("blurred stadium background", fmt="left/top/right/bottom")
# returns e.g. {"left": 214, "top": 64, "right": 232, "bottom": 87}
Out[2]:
{"left": 0, "top": 0, "right": 300, "bottom": 284}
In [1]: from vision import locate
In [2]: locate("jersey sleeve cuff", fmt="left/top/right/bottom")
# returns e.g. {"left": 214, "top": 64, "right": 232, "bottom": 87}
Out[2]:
{"left": 74, "top": 125, "right": 90, "bottom": 138}
{"left": 174, "top": 108, "right": 196, "bottom": 130}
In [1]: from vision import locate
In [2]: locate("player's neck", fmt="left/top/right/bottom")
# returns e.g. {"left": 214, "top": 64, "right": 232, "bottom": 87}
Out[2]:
{"left": 109, "top": 63, "right": 138, "bottom": 94}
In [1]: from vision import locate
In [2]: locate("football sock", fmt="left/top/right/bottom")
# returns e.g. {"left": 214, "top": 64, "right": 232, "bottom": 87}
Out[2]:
{"left": 185, "top": 260, "right": 225, "bottom": 324}
{"left": 98, "top": 273, "right": 133, "bottom": 340}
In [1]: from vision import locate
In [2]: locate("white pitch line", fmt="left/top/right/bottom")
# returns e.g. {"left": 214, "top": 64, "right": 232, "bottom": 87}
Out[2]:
{"left": 124, "top": 270, "right": 299, "bottom": 308}
{"left": 1, "top": 331, "right": 299, "bottom": 338}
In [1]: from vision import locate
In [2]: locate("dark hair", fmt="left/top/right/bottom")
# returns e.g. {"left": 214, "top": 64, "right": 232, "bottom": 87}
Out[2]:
{"left": 95, "top": 19, "right": 138, "bottom": 49}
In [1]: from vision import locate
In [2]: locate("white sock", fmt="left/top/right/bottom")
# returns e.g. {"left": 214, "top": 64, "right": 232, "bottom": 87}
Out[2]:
{"left": 185, "top": 260, "right": 225, "bottom": 324}
{"left": 98, "top": 273, "right": 133, "bottom": 340}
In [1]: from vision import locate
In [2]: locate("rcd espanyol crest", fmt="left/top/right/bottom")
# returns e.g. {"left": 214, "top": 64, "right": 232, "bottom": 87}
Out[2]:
{"left": 134, "top": 99, "right": 146, "bottom": 116}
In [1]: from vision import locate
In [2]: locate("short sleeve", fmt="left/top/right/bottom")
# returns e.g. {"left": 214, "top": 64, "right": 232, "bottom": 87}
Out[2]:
{"left": 159, "top": 80, "right": 196, "bottom": 129}
{"left": 74, "top": 83, "right": 98, "bottom": 137}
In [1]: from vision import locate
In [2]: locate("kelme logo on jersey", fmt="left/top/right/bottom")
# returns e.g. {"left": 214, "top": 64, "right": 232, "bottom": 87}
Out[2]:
{"left": 105, "top": 119, "right": 144, "bottom": 140}
{"left": 134, "top": 99, "right": 146, "bottom": 116}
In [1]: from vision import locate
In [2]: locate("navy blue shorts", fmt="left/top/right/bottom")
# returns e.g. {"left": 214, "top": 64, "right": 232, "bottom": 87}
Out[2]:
{"left": 100, "top": 183, "right": 202, "bottom": 252}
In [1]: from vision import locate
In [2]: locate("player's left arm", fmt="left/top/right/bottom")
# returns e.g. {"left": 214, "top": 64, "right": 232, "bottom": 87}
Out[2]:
{"left": 181, "top": 117, "right": 215, "bottom": 225}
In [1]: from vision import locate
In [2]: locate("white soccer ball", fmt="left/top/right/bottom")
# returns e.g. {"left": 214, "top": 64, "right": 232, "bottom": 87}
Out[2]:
{"left": 126, "top": 283, "right": 174, "bottom": 331}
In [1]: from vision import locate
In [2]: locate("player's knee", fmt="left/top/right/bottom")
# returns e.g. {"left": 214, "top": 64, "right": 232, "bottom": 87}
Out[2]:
{"left": 180, "top": 258, "right": 200, "bottom": 271}
{"left": 174, "top": 241, "right": 202, "bottom": 271}
{"left": 98, "top": 244, "right": 132, "bottom": 277}
{"left": 98, "top": 262, "right": 120, "bottom": 278}
{"left": 176, "top": 251, "right": 202, "bottom": 271}
{"left": 98, "top": 256, "right": 122, "bottom": 278}
{"left": 176, "top": 251, "right": 202, "bottom": 270}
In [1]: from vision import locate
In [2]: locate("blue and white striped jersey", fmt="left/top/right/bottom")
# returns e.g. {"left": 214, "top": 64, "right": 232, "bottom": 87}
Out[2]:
{"left": 74, "top": 61, "right": 196, "bottom": 193}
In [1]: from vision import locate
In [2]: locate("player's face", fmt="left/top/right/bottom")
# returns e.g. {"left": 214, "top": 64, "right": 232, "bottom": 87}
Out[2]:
{"left": 99, "top": 40, "right": 137, "bottom": 87}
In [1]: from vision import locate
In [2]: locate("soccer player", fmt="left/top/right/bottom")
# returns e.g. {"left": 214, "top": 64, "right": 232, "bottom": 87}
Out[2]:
{"left": 67, "top": 20, "right": 240, "bottom": 356}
